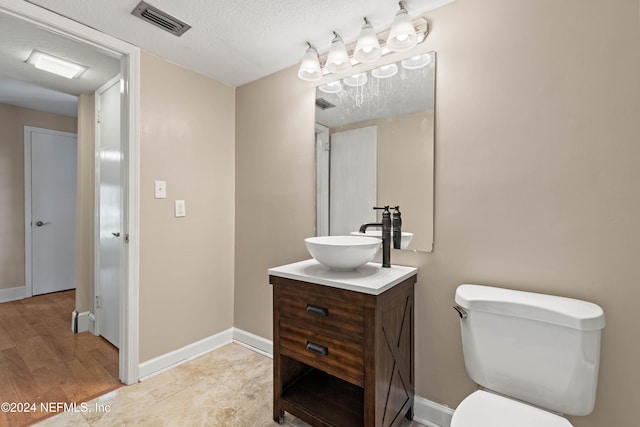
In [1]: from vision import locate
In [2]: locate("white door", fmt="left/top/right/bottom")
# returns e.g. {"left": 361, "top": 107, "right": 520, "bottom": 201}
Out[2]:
{"left": 96, "top": 77, "right": 122, "bottom": 348}
{"left": 25, "top": 126, "right": 77, "bottom": 296}
{"left": 330, "top": 126, "right": 378, "bottom": 235}
{"left": 315, "top": 124, "right": 330, "bottom": 236}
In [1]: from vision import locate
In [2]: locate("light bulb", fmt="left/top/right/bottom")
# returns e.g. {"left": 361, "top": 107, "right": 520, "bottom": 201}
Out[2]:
{"left": 354, "top": 18, "right": 382, "bottom": 64}
{"left": 297, "top": 44, "right": 322, "bottom": 81}
{"left": 326, "top": 32, "right": 352, "bottom": 74}
{"left": 386, "top": 2, "right": 418, "bottom": 52}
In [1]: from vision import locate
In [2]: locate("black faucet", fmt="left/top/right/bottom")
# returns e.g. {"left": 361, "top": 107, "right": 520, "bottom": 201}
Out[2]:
{"left": 359, "top": 206, "right": 392, "bottom": 268}
{"left": 392, "top": 206, "right": 402, "bottom": 250}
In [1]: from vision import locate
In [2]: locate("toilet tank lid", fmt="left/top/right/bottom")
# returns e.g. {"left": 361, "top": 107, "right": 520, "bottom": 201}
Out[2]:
{"left": 455, "top": 284, "right": 605, "bottom": 330}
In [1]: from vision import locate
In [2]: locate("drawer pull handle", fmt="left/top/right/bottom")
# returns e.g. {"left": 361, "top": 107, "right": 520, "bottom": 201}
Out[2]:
{"left": 306, "top": 341, "right": 328, "bottom": 356}
{"left": 306, "top": 304, "right": 328, "bottom": 317}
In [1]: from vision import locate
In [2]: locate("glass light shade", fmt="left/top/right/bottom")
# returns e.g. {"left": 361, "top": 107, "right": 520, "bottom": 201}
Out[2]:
{"left": 401, "top": 54, "right": 432, "bottom": 70}
{"left": 325, "top": 33, "right": 352, "bottom": 74}
{"left": 386, "top": 7, "right": 418, "bottom": 52}
{"left": 297, "top": 46, "right": 322, "bottom": 81}
{"left": 371, "top": 63, "right": 398, "bottom": 79}
{"left": 318, "top": 80, "right": 343, "bottom": 94}
{"left": 343, "top": 73, "right": 368, "bottom": 87}
{"left": 354, "top": 21, "right": 381, "bottom": 63}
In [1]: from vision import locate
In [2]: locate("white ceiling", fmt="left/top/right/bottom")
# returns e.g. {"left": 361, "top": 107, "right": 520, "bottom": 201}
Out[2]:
{"left": 0, "top": 11, "right": 120, "bottom": 117}
{"left": 0, "top": 0, "right": 453, "bottom": 117}
{"left": 25, "top": 0, "right": 453, "bottom": 87}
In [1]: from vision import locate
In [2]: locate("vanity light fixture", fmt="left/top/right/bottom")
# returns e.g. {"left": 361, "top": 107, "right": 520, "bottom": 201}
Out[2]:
{"left": 318, "top": 80, "right": 343, "bottom": 94}
{"left": 26, "top": 50, "right": 88, "bottom": 79}
{"left": 371, "top": 63, "right": 399, "bottom": 79}
{"left": 343, "top": 72, "right": 368, "bottom": 87}
{"left": 354, "top": 18, "right": 382, "bottom": 63}
{"left": 325, "top": 32, "right": 352, "bottom": 74}
{"left": 387, "top": 2, "right": 418, "bottom": 52}
{"left": 401, "top": 53, "right": 431, "bottom": 69}
{"left": 297, "top": 3, "right": 429, "bottom": 82}
{"left": 297, "top": 43, "right": 323, "bottom": 81}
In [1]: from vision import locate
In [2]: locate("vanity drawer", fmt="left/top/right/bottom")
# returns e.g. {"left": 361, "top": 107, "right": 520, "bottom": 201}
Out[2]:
{"left": 279, "top": 320, "right": 364, "bottom": 387}
{"left": 276, "top": 283, "right": 365, "bottom": 340}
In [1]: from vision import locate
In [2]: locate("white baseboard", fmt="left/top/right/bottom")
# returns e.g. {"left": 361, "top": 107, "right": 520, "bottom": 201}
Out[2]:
{"left": 0, "top": 286, "right": 26, "bottom": 303}
{"left": 88, "top": 312, "right": 96, "bottom": 334}
{"left": 137, "top": 327, "right": 455, "bottom": 426}
{"left": 413, "top": 395, "right": 455, "bottom": 427}
{"left": 231, "top": 328, "right": 455, "bottom": 426}
{"left": 71, "top": 311, "right": 93, "bottom": 333}
{"left": 232, "top": 327, "right": 273, "bottom": 358}
{"left": 138, "top": 327, "right": 233, "bottom": 381}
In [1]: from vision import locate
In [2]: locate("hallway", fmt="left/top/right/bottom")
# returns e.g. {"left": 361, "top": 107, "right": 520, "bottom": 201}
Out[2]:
{"left": 0, "top": 290, "right": 121, "bottom": 426}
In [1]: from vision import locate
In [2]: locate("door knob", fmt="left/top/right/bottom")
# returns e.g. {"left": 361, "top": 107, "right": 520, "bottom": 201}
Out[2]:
{"left": 112, "top": 232, "right": 121, "bottom": 237}
{"left": 35, "top": 221, "right": 51, "bottom": 227}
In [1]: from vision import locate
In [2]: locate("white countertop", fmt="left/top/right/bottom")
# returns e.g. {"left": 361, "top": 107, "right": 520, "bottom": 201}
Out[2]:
{"left": 268, "top": 259, "right": 417, "bottom": 295}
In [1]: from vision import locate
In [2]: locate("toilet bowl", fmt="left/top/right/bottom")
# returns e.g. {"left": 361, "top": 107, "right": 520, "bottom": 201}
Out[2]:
{"left": 451, "top": 391, "right": 572, "bottom": 427}
{"left": 452, "top": 284, "right": 605, "bottom": 426}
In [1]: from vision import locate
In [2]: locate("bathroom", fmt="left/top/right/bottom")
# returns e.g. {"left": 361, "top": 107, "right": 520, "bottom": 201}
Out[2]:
{"left": 1, "top": 0, "right": 639, "bottom": 426}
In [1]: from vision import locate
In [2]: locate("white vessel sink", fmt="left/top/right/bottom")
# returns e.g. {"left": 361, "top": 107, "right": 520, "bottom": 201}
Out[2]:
{"left": 350, "top": 230, "right": 414, "bottom": 249}
{"left": 304, "top": 236, "right": 382, "bottom": 271}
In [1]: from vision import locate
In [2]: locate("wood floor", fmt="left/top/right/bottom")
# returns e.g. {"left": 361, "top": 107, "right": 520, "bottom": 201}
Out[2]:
{"left": 0, "top": 290, "right": 121, "bottom": 427}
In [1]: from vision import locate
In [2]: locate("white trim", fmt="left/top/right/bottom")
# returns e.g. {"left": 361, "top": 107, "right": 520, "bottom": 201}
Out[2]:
{"left": 89, "top": 312, "right": 96, "bottom": 334}
{"left": 1, "top": 0, "right": 141, "bottom": 386}
{"left": 73, "top": 311, "right": 94, "bottom": 333}
{"left": 137, "top": 327, "right": 454, "bottom": 427}
{"left": 138, "top": 328, "right": 234, "bottom": 381}
{"left": 230, "top": 329, "right": 454, "bottom": 427}
{"left": 413, "top": 395, "right": 455, "bottom": 427}
{"left": 121, "top": 46, "right": 141, "bottom": 386}
{"left": 232, "top": 328, "right": 273, "bottom": 358}
{"left": 0, "top": 286, "right": 26, "bottom": 303}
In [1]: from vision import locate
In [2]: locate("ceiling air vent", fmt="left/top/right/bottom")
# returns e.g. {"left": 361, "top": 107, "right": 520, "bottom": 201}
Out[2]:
{"left": 315, "top": 98, "right": 336, "bottom": 110}
{"left": 131, "top": 1, "right": 192, "bottom": 37}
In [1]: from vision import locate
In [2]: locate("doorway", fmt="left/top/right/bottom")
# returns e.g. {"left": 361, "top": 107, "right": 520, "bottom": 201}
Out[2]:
{"left": 0, "top": 0, "right": 140, "bottom": 384}
{"left": 24, "top": 126, "right": 77, "bottom": 297}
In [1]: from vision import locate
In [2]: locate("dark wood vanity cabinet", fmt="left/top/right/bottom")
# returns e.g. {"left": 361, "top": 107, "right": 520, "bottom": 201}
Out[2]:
{"left": 270, "top": 274, "right": 416, "bottom": 427}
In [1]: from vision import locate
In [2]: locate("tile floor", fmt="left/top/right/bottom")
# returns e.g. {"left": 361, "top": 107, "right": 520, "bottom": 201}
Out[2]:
{"left": 36, "top": 343, "right": 425, "bottom": 427}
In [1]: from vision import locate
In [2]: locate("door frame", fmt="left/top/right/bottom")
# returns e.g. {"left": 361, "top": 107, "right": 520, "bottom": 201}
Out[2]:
{"left": 94, "top": 75, "right": 122, "bottom": 344}
{"left": 24, "top": 126, "right": 77, "bottom": 298}
{"left": 0, "top": 1, "right": 140, "bottom": 384}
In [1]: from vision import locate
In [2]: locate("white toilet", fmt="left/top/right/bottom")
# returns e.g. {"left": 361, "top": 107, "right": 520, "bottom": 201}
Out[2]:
{"left": 452, "top": 284, "right": 606, "bottom": 427}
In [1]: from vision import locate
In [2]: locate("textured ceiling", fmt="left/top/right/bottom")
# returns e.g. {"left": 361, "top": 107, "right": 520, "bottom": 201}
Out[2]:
{"left": 0, "top": 0, "right": 453, "bottom": 116}
{"left": 25, "top": 0, "right": 454, "bottom": 87}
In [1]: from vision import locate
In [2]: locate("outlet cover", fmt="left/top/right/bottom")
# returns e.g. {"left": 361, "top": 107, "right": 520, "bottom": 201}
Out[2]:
{"left": 175, "top": 200, "right": 186, "bottom": 217}
{"left": 154, "top": 180, "right": 167, "bottom": 199}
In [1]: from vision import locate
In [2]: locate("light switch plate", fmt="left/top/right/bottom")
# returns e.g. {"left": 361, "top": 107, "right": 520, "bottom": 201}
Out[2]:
{"left": 175, "top": 200, "right": 186, "bottom": 217}
{"left": 154, "top": 180, "right": 167, "bottom": 199}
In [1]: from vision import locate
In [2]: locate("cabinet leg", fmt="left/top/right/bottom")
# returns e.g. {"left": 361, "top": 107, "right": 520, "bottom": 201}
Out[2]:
{"left": 405, "top": 405, "right": 414, "bottom": 421}
{"left": 273, "top": 407, "right": 284, "bottom": 424}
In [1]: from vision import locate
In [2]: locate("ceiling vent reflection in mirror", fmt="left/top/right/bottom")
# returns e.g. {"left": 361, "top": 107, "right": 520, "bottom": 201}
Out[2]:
{"left": 315, "top": 98, "right": 336, "bottom": 110}
{"left": 131, "top": 1, "right": 192, "bottom": 37}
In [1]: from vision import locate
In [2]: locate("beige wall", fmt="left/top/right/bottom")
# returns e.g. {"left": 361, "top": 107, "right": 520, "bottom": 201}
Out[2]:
{"left": 332, "top": 111, "right": 435, "bottom": 251}
{"left": 74, "top": 93, "right": 95, "bottom": 312}
{"left": 234, "top": 0, "right": 640, "bottom": 425}
{"left": 0, "top": 103, "right": 77, "bottom": 292}
{"left": 234, "top": 65, "right": 316, "bottom": 339}
{"left": 139, "top": 52, "right": 236, "bottom": 362}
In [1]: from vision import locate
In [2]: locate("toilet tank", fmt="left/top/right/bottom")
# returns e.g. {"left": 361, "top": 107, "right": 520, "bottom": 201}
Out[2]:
{"left": 455, "top": 284, "right": 605, "bottom": 416}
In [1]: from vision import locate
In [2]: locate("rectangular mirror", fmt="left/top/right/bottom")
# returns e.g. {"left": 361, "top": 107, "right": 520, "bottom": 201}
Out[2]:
{"left": 315, "top": 51, "right": 435, "bottom": 252}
